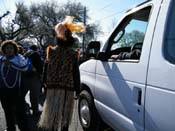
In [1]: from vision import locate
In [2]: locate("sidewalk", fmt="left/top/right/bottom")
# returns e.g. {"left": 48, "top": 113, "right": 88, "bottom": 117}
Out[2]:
{"left": 0, "top": 92, "right": 44, "bottom": 131}
{"left": 0, "top": 102, "right": 6, "bottom": 131}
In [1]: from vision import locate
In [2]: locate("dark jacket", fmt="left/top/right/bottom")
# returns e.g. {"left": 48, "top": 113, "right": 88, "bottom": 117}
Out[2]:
{"left": 24, "top": 50, "right": 44, "bottom": 75}
{"left": 0, "top": 54, "right": 31, "bottom": 89}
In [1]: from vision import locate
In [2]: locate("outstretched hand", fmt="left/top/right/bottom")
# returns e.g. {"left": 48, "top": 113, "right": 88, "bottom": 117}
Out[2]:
{"left": 111, "top": 55, "right": 119, "bottom": 60}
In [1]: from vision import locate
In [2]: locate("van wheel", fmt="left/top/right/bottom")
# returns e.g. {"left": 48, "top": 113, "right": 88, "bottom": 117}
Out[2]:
{"left": 78, "top": 90, "right": 100, "bottom": 131}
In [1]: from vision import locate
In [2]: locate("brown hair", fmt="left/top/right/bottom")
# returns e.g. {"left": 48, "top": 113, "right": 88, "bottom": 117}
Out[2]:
{"left": 1, "top": 40, "right": 18, "bottom": 54}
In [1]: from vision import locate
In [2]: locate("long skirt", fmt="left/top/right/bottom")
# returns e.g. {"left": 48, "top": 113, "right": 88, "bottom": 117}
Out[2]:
{"left": 38, "top": 88, "right": 74, "bottom": 131}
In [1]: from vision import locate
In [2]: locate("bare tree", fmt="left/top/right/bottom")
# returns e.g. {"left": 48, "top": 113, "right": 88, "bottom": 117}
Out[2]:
{"left": 0, "top": 1, "right": 100, "bottom": 48}
{"left": 0, "top": 3, "right": 34, "bottom": 42}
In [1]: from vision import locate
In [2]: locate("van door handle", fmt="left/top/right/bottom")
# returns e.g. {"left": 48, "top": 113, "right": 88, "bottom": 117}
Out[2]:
{"left": 137, "top": 90, "right": 142, "bottom": 105}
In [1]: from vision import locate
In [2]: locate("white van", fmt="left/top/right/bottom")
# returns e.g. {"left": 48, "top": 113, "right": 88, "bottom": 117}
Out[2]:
{"left": 78, "top": 0, "right": 175, "bottom": 130}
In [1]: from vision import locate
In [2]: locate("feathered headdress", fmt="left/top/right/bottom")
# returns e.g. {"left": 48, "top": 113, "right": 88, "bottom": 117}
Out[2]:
{"left": 63, "top": 16, "right": 86, "bottom": 33}
{"left": 55, "top": 16, "right": 86, "bottom": 39}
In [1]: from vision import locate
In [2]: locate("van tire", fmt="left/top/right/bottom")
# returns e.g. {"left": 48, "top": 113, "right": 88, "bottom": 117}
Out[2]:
{"left": 78, "top": 90, "right": 100, "bottom": 131}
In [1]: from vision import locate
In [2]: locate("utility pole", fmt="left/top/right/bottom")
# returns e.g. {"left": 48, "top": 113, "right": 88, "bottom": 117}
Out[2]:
{"left": 82, "top": 6, "right": 86, "bottom": 55}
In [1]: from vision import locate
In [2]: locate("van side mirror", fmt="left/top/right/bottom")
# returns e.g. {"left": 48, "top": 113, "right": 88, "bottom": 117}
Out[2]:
{"left": 86, "top": 41, "right": 101, "bottom": 59}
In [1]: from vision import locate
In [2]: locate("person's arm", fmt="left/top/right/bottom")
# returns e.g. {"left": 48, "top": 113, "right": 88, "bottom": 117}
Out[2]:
{"left": 111, "top": 49, "right": 141, "bottom": 60}
{"left": 42, "top": 60, "right": 48, "bottom": 84}
{"left": 30, "top": 52, "right": 44, "bottom": 74}
{"left": 73, "top": 53, "right": 80, "bottom": 97}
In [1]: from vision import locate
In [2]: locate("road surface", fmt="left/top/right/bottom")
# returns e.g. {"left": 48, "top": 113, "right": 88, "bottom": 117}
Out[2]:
{"left": 0, "top": 92, "right": 83, "bottom": 131}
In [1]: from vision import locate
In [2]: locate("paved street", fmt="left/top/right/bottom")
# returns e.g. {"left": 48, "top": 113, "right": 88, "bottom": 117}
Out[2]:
{"left": 0, "top": 102, "right": 6, "bottom": 131}
{"left": 0, "top": 92, "right": 83, "bottom": 131}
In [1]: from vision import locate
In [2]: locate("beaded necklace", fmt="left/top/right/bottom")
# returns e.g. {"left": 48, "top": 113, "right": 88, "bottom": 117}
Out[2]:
{"left": 1, "top": 61, "right": 20, "bottom": 88}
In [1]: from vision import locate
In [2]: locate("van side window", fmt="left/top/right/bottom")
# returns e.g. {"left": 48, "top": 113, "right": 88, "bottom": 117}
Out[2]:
{"left": 109, "top": 7, "right": 151, "bottom": 61}
{"left": 164, "top": 1, "right": 175, "bottom": 63}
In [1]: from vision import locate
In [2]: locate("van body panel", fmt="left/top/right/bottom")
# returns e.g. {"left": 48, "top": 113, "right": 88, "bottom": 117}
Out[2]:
{"left": 80, "top": 59, "right": 97, "bottom": 95}
{"left": 145, "top": 0, "right": 175, "bottom": 130}
{"left": 95, "top": 99, "right": 144, "bottom": 131}
{"left": 147, "top": 0, "right": 175, "bottom": 91}
{"left": 145, "top": 86, "right": 175, "bottom": 131}
{"left": 94, "top": 0, "right": 163, "bottom": 130}
{"left": 94, "top": 80, "right": 145, "bottom": 131}
{"left": 79, "top": 59, "right": 97, "bottom": 73}
{"left": 95, "top": 61, "right": 146, "bottom": 84}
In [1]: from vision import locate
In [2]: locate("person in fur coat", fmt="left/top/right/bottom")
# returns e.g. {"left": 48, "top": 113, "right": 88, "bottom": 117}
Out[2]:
{"left": 38, "top": 16, "right": 85, "bottom": 131}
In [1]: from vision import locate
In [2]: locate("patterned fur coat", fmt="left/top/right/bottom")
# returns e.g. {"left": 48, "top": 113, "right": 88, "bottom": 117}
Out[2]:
{"left": 46, "top": 45, "right": 80, "bottom": 92}
{"left": 38, "top": 43, "right": 80, "bottom": 131}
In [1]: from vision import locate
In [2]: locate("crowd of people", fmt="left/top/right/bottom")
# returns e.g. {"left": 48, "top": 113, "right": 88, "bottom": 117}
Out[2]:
{"left": 0, "top": 16, "right": 85, "bottom": 131}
